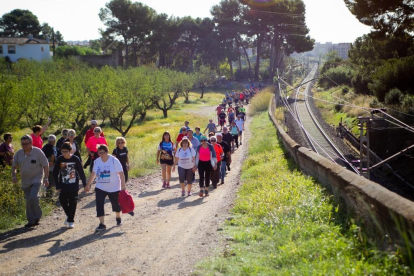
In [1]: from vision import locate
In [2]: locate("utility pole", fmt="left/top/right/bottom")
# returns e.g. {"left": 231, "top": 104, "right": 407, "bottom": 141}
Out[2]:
{"left": 358, "top": 117, "right": 371, "bottom": 179}
{"left": 52, "top": 27, "right": 55, "bottom": 56}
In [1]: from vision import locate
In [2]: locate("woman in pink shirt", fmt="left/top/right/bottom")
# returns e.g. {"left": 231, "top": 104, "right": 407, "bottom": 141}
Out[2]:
{"left": 31, "top": 118, "right": 51, "bottom": 149}
{"left": 195, "top": 136, "right": 217, "bottom": 197}
{"left": 86, "top": 127, "right": 108, "bottom": 172}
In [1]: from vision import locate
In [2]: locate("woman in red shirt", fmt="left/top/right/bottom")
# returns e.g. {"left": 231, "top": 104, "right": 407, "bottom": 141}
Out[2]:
{"left": 31, "top": 118, "right": 51, "bottom": 149}
{"left": 85, "top": 127, "right": 108, "bottom": 172}
{"left": 209, "top": 136, "right": 223, "bottom": 189}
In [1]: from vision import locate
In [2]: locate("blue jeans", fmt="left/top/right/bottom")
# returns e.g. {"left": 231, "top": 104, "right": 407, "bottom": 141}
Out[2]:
{"left": 220, "top": 160, "right": 227, "bottom": 182}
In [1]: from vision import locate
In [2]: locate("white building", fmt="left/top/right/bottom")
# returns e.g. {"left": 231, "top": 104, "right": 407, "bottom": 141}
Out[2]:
{"left": 0, "top": 36, "right": 53, "bottom": 62}
{"left": 292, "top": 42, "right": 352, "bottom": 60}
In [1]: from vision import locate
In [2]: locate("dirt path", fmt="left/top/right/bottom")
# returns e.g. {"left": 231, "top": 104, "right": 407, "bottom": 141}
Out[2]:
{"left": 0, "top": 105, "right": 252, "bottom": 276}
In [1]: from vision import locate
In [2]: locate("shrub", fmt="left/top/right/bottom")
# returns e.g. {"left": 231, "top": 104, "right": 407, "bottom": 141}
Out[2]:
{"left": 402, "top": 94, "right": 414, "bottom": 114}
{"left": 248, "top": 88, "right": 273, "bottom": 116}
{"left": 319, "top": 66, "right": 353, "bottom": 89}
{"left": 369, "top": 98, "right": 380, "bottom": 108}
{"left": 342, "top": 86, "right": 349, "bottom": 94}
{"left": 385, "top": 88, "right": 403, "bottom": 105}
{"left": 335, "top": 100, "right": 344, "bottom": 112}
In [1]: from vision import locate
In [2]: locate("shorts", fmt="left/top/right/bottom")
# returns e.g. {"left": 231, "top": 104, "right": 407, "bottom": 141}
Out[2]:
{"left": 178, "top": 167, "right": 194, "bottom": 184}
{"left": 160, "top": 159, "right": 174, "bottom": 166}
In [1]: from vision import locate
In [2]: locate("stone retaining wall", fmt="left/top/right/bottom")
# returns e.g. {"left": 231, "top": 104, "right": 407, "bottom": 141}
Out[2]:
{"left": 268, "top": 94, "right": 414, "bottom": 249}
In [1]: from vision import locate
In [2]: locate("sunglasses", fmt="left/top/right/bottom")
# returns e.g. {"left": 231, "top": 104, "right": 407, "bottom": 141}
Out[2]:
{"left": 200, "top": 139, "right": 207, "bottom": 142}
{"left": 94, "top": 131, "right": 101, "bottom": 133}
{"left": 211, "top": 140, "right": 216, "bottom": 142}
{"left": 68, "top": 134, "right": 75, "bottom": 136}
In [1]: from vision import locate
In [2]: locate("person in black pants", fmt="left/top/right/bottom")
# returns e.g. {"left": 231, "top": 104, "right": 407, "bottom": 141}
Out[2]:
{"left": 53, "top": 142, "right": 86, "bottom": 229}
{"left": 195, "top": 137, "right": 217, "bottom": 197}
{"left": 112, "top": 137, "right": 130, "bottom": 182}
{"left": 221, "top": 127, "right": 234, "bottom": 171}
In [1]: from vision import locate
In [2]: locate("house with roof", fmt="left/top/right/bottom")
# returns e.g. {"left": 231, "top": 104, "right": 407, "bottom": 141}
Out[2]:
{"left": 0, "top": 35, "right": 53, "bottom": 62}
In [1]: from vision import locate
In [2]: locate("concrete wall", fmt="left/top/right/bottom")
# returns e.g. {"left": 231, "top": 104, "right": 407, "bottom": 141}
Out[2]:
{"left": 268, "top": 94, "right": 414, "bottom": 249}
{"left": 0, "top": 44, "right": 51, "bottom": 62}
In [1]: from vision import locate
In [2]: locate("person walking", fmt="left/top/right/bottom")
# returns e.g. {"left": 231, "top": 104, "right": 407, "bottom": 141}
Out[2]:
{"left": 215, "top": 104, "right": 224, "bottom": 125}
{"left": 11, "top": 135, "right": 49, "bottom": 227}
{"left": 175, "top": 127, "right": 188, "bottom": 149}
{"left": 112, "top": 137, "right": 130, "bottom": 182}
{"left": 209, "top": 136, "right": 223, "bottom": 189}
{"left": 179, "top": 121, "right": 190, "bottom": 133}
{"left": 31, "top": 118, "right": 51, "bottom": 149}
{"left": 218, "top": 111, "right": 227, "bottom": 131}
{"left": 53, "top": 142, "right": 86, "bottom": 229}
{"left": 235, "top": 114, "right": 245, "bottom": 145}
{"left": 0, "top": 133, "right": 14, "bottom": 167}
{"left": 194, "top": 127, "right": 202, "bottom": 142}
{"left": 195, "top": 136, "right": 217, "bottom": 197}
{"left": 85, "top": 145, "right": 126, "bottom": 231}
{"left": 173, "top": 137, "right": 196, "bottom": 196}
{"left": 216, "top": 133, "right": 231, "bottom": 184}
{"left": 187, "top": 129, "right": 200, "bottom": 151}
{"left": 64, "top": 129, "right": 82, "bottom": 162}
{"left": 229, "top": 121, "right": 240, "bottom": 148}
{"left": 203, "top": 119, "right": 217, "bottom": 135}
{"left": 42, "top": 135, "right": 58, "bottom": 197}
{"left": 222, "top": 126, "right": 235, "bottom": 171}
{"left": 56, "top": 129, "right": 68, "bottom": 156}
{"left": 84, "top": 120, "right": 104, "bottom": 169}
{"left": 157, "top": 132, "right": 175, "bottom": 189}
{"left": 85, "top": 127, "right": 107, "bottom": 173}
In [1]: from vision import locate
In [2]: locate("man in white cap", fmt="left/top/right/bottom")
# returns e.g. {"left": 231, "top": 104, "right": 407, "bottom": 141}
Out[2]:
{"left": 84, "top": 120, "right": 105, "bottom": 169}
{"left": 42, "top": 135, "right": 57, "bottom": 197}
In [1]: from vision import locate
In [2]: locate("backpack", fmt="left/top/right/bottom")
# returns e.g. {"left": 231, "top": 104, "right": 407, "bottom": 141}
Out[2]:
{"left": 119, "top": 190, "right": 135, "bottom": 214}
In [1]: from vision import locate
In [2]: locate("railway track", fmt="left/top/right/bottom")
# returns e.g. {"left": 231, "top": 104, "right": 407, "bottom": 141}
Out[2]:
{"left": 291, "top": 65, "right": 360, "bottom": 175}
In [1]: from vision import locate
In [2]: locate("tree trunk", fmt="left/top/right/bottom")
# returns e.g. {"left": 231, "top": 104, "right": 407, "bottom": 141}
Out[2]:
{"left": 139, "top": 111, "right": 147, "bottom": 121}
{"left": 124, "top": 36, "right": 129, "bottom": 68}
{"left": 242, "top": 46, "right": 252, "bottom": 80}
{"left": 229, "top": 59, "right": 233, "bottom": 80}
{"left": 200, "top": 84, "right": 205, "bottom": 99}
{"left": 254, "top": 33, "right": 263, "bottom": 81}
{"left": 162, "top": 109, "right": 168, "bottom": 118}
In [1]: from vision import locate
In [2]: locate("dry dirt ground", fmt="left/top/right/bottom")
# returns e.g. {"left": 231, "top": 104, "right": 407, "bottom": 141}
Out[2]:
{"left": 0, "top": 105, "right": 252, "bottom": 276}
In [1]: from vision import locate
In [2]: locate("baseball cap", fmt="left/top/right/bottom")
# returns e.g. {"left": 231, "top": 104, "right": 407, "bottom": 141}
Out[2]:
{"left": 216, "top": 133, "right": 223, "bottom": 137}
{"left": 91, "top": 120, "right": 98, "bottom": 125}
{"left": 48, "top": 134, "right": 56, "bottom": 141}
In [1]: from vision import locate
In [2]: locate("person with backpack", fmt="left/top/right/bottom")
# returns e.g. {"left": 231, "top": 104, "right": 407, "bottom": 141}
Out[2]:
{"left": 112, "top": 137, "right": 130, "bottom": 182}
{"left": 85, "top": 145, "right": 126, "bottom": 231}
{"left": 0, "top": 133, "right": 14, "bottom": 167}
{"left": 195, "top": 136, "right": 217, "bottom": 197}
{"left": 53, "top": 142, "right": 86, "bottom": 229}
{"left": 218, "top": 111, "right": 227, "bottom": 131}
{"left": 85, "top": 127, "right": 108, "bottom": 173}
{"left": 173, "top": 137, "right": 196, "bottom": 196}
{"left": 228, "top": 109, "right": 236, "bottom": 126}
{"left": 157, "top": 132, "right": 175, "bottom": 189}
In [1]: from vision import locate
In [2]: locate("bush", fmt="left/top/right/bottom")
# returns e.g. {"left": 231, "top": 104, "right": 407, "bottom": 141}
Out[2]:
{"left": 369, "top": 56, "right": 414, "bottom": 101}
{"left": 335, "top": 100, "right": 344, "bottom": 112}
{"left": 319, "top": 66, "right": 353, "bottom": 89}
{"left": 369, "top": 98, "right": 380, "bottom": 108}
{"left": 55, "top": 45, "right": 100, "bottom": 58}
{"left": 402, "top": 95, "right": 414, "bottom": 114}
{"left": 385, "top": 88, "right": 403, "bottom": 105}
{"left": 342, "top": 86, "right": 349, "bottom": 94}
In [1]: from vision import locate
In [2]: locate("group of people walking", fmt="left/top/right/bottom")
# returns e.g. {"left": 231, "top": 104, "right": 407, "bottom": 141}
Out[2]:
{"left": 157, "top": 87, "right": 260, "bottom": 198}
{"left": 4, "top": 119, "right": 130, "bottom": 231}
{"left": 1, "top": 87, "right": 260, "bottom": 231}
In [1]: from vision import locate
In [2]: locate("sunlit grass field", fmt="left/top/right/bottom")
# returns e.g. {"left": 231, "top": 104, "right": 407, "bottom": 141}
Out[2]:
{"left": 312, "top": 85, "right": 376, "bottom": 135}
{"left": 196, "top": 111, "right": 409, "bottom": 275}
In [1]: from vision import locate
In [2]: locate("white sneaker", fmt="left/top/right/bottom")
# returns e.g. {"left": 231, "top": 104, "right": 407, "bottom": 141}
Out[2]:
{"left": 64, "top": 217, "right": 68, "bottom": 226}
{"left": 68, "top": 222, "right": 74, "bottom": 228}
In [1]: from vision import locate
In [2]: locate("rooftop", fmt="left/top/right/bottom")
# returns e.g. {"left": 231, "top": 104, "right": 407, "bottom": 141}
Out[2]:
{"left": 0, "top": 37, "right": 50, "bottom": 45}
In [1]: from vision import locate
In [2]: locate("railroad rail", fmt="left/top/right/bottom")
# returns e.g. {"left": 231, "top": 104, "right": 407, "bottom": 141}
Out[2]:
{"left": 288, "top": 64, "right": 361, "bottom": 175}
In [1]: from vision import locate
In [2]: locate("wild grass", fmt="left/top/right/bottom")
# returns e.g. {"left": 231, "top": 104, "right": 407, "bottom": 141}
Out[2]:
{"left": 248, "top": 88, "right": 274, "bottom": 116}
{"left": 312, "top": 85, "right": 376, "bottom": 135}
{"left": 196, "top": 112, "right": 409, "bottom": 275}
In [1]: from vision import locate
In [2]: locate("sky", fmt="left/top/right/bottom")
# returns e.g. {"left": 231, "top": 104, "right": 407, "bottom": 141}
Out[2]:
{"left": 2, "top": 0, "right": 372, "bottom": 43}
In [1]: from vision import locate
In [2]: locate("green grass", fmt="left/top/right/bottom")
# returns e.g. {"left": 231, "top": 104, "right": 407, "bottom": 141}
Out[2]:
{"left": 248, "top": 88, "right": 274, "bottom": 116}
{"left": 196, "top": 112, "right": 410, "bottom": 275}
